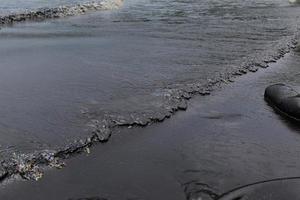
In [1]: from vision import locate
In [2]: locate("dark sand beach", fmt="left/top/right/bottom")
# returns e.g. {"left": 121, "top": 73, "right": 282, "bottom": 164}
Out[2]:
{"left": 1, "top": 48, "right": 300, "bottom": 200}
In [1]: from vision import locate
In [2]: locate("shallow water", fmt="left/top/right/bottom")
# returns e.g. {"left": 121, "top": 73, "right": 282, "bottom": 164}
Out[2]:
{"left": 0, "top": 0, "right": 299, "bottom": 169}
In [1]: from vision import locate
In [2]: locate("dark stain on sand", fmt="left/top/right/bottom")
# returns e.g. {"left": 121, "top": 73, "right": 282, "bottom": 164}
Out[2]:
{"left": 200, "top": 113, "right": 242, "bottom": 120}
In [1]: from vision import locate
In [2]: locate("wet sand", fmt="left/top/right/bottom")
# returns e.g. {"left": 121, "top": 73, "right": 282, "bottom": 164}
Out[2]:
{"left": 1, "top": 49, "right": 300, "bottom": 199}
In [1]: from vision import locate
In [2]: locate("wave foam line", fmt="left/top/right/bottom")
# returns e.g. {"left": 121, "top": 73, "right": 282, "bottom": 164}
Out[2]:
{"left": 0, "top": 0, "right": 123, "bottom": 25}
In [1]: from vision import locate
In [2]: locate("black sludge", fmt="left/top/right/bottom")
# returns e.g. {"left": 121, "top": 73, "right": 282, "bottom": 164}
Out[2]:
{"left": 265, "top": 84, "right": 300, "bottom": 121}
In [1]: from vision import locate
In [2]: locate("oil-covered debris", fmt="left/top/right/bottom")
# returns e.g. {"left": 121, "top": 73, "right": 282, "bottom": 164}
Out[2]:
{"left": 265, "top": 83, "right": 300, "bottom": 121}
{"left": 1, "top": 150, "right": 64, "bottom": 181}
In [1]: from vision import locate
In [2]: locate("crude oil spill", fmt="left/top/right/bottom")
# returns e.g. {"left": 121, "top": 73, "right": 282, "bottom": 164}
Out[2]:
{"left": 1, "top": 50, "right": 300, "bottom": 200}
{"left": 200, "top": 113, "right": 242, "bottom": 120}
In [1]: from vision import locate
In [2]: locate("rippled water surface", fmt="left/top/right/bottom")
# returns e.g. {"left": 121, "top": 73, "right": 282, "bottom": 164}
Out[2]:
{"left": 0, "top": 0, "right": 299, "bottom": 159}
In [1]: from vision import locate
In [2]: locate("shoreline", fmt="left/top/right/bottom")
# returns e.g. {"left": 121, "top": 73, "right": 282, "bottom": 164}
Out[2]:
{"left": 1, "top": 44, "right": 300, "bottom": 199}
